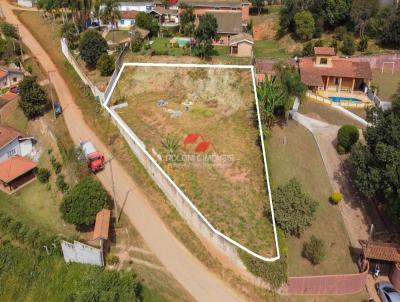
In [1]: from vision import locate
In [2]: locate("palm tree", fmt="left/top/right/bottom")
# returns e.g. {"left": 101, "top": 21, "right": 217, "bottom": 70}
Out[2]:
{"left": 100, "top": 0, "right": 121, "bottom": 43}
{"left": 257, "top": 76, "right": 286, "bottom": 135}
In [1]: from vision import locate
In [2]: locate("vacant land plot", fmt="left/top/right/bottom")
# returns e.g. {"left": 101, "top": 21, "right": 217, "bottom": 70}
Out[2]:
{"left": 372, "top": 69, "right": 400, "bottom": 101}
{"left": 110, "top": 65, "right": 276, "bottom": 257}
{"left": 267, "top": 121, "right": 356, "bottom": 276}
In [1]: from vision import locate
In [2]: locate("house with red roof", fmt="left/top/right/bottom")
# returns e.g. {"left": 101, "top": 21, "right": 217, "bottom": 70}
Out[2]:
{"left": 299, "top": 47, "right": 373, "bottom": 102}
{"left": 0, "top": 155, "right": 37, "bottom": 193}
{"left": 0, "top": 126, "right": 36, "bottom": 163}
{"left": 0, "top": 66, "right": 25, "bottom": 90}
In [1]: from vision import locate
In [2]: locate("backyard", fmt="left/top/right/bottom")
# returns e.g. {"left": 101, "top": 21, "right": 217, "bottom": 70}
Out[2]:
{"left": 267, "top": 121, "right": 356, "bottom": 276}
{"left": 110, "top": 65, "right": 277, "bottom": 257}
{"left": 372, "top": 69, "right": 400, "bottom": 101}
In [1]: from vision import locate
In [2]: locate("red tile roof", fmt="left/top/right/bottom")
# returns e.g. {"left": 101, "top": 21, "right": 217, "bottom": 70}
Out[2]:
{"left": 92, "top": 209, "right": 111, "bottom": 241}
{"left": 0, "top": 125, "right": 24, "bottom": 149}
{"left": 0, "top": 91, "right": 18, "bottom": 103}
{"left": 362, "top": 241, "right": 400, "bottom": 262}
{"left": 314, "top": 47, "right": 336, "bottom": 56}
{"left": 120, "top": 10, "right": 139, "bottom": 19}
{"left": 299, "top": 57, "right": 372, "bottom": 87}
{"left": 0, "top": 155, "right": 37, "bottom": 183}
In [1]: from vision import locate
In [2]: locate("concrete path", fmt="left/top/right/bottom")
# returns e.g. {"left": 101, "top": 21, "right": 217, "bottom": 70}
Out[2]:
{"left": 0, "top": 2, "right": 246, "bottom": 301}
{"left": 291, "top": 112, "right": 386, "bottom": 248}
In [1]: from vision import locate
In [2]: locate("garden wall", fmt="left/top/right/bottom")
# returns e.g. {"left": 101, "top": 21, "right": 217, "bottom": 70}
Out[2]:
{"left": 353, "top": 53, "right": 400, "bottom": 70}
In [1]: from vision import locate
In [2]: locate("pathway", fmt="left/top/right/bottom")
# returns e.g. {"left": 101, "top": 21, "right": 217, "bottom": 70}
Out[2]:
{"left": 0, "top": 2, "right": 246, "bottom": 301}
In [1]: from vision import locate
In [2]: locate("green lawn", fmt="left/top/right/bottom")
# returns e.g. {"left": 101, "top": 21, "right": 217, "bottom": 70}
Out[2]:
{"left": 253, "top": 39, "right": 293, "bottom": 60}
{"left": 372, "top": 69, "right": 400, "bottom": 101}
{"left": 267, "top": 121, "right": 356, "bottom": 276}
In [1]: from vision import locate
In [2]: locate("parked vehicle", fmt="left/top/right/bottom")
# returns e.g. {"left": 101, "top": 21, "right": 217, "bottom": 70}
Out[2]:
{"left": 79, "top": 140, "right": 105, "bottom": 173}
{"left": 53, "top": 101, "right": 62, "bottom": 117}
{"left": 377, "top": 281, "right": 400, "bottom": 302}
{"left": 10, "top": 85, "right": 19, "bottom": 94}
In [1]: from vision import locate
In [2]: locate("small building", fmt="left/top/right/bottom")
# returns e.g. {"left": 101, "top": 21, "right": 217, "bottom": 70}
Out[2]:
{"left": 129, "top": 26, "right": 150, "bottom": 40}
{"left": 228, "top": 32, "right": 253, "bottom": 57}
{"left": 17, "top": 0, "right": 35, "bottom": 8}
{"left": 299, "top": 47, "right": 372, "bottom": 95}
{"left": 92, "top": 209, "right": 111, "bottom": 253}
{"left": 118, "top": 10, "right": 139, "bottom": 29}
{"left": 150, "top": 7, "right": 179, "bottom": 27}
{"left": 0, "top": 67, "right": 25, "bottom": 89}
{"left": 0, "top": 155, "right": 37, "bottom": 193}
{"left": 118, "top": 1, "right": 154, "bottom": 13}
{"left": 0, "top": 126, "right": 35, "bottom": 163}
{"left": 210, "top": 11, "right": 243, "bottom": 45}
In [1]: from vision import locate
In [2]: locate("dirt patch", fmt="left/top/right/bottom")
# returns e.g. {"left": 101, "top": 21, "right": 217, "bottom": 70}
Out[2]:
{"left": 253, "top": 19, "right": 277, "bottom": 40}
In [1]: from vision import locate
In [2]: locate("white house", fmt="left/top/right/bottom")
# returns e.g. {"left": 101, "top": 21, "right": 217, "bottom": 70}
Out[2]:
{"left": 0, "top": 67, "right": 25, "bottom": 90}
{"left": 119, "top": 1, "right": 154, "bottom": 12}
{"left": 17, "top": 0, "right": 35, "bottom": 8}
{"left": 0, "top": 126, "right": 35, "bottom": 163}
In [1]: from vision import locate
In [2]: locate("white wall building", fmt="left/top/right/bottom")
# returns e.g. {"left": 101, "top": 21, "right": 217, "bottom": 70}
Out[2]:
{"left": 0, "top": 126, "right": 35, "bottom": 162}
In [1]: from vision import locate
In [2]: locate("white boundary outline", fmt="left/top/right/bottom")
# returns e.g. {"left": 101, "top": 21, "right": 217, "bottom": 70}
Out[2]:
{"left": 103, "top": 62, "right": 280, "bottom": 262}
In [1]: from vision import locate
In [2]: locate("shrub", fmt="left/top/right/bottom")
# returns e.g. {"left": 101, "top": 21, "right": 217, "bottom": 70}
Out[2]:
{"left": 106, "top": 253, "right": 120, "bottom": 265}
{"left": 272, "top": 178, "right": 318, "bottom": 236}
{"left": 56, "top": 174, "right": 69, "bottom": 193}
{"left": 294, "top": 11, "right": 315, "bottom": 41}
{"left": 334, "top": 26, "right": 347, "bottom": 41}
{"left": 337, "top": 144, "right": 346, "bottom": 155}
{"left": 0, "top": 22, "right": 18, "bottom": 39}
{"left": 36, "top": 167, "right": 50, "bottom": 183}
{"left": 302, "top": 41, "right": 314, "bottom": 56}
{"left": 135, "top": 12, "right": 159, "bottom": 36}
{"left": 341, "top": 34, "right": 356, "bottom": 56}
{"left": 330, "top": 192, "right": 343, "bottom": 204}
{"left": 302, "top": 235, "right": 326, "bottom": 265}
{"left": 337, "top": 124, "right": 359, "bottom": 152}
{"left": 18, "top": 76, "right": 48, "bottom": 119}
{"left": 329, "top": 39, "right": 338, "bottom": 52}
{"left": 79, "top": 29, "right": 108, "bottom": 68}
{"left": 61, "top": 22, "right": 78, "bottom": 49}
{"left": 60, "top": 177, "right": 110, "bottom": 226}
{"left": 96, "top": 53, "right": 115, "bottom": 76}
{"left": 49, "top": 154, "right": 62, "bottom": 174}
{"left": 357, "top": 37, "right": 368, "bottom": 52}
{"left": 314, "top": 39, "right": 324, "bottom": 47}
{"left": 131, "top": 31, "right": 143, "bottom": 53}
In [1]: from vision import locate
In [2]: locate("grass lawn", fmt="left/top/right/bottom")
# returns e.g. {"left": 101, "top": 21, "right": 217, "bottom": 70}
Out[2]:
{"left": 371, "top": 69, "right": 400, "bottom": 101}
{"left": 253, "top": 39, "right": 293, "bottom": 60}
{"left": 105, "top": 30, "right": 130, "bottom": 44}
{"left": 15, "top": 10, "right": 274, "bottom": 301}
{"left": 267, "top": 121, "right": 356, "bottom": 276}
{"left": 299, "top": 99, "right": 367, "bottom": 129}
{"left": 111, "top": 66, "right": 276, "bottom": 257}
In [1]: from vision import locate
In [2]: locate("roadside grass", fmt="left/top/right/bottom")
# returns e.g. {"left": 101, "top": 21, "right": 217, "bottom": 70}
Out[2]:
{"left": 267, "top": 121, "right": 356, "bottom": 276}
{"left": 371, "top": 69, "right": 400, "bottom": 101}
{"left": 299, "top": 99, "right": 367, "bottom": 128}
{"left": 281, "top": 291, "right": 369, "bottom": 302}
{"left": 1, "top": 105, "right": 28, "bottom": 131}
{"left": 15, "top": 10, "right": 274, "bottom": 301}
{"left": 111, "top": 66, "right": 276, "bottom": 257}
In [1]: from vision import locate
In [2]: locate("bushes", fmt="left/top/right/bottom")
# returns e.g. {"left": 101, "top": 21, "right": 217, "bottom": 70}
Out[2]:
{"left": 36, "top": 167, "right": 50, "bottom": 183}
{"left": 238, "top": 228, "right": 287, "bottom": 288}
{"left": 272, "top": 178, "right": 318, "bottom": 237}
{"left": 0, "top": 22, "right": 18, "bottom": 39}
{"left": 106, "top": 253, "right": 120, "bottom": 265}
{"left": 340, "top": 35, "right": 356, "bottom": 56}
{"left": 294, "top": 11, "right": 315, "bottom": 41}
{"left": 302, "top": 235, "right": 326, "bottom": 265}
{"left": 357, "top": 37, "right": 368, "bottom": 52}
{"left": 60, "top": 177, "right": 110, "bottom": 226}
{"left": 337, "top": 124, "right": 359, "bottom": 153}
{"left": 330, "top": 192, "right": 343, "bottom": 204}
{"left": 56, "top": 174, "right": 69, "bottom": 193}
{"left": 131, "top": 31, "right": 143, "bottom": 53}
{"left": 96, "top": 53, "right": 115, "bottom": 76}
{"left": 79, "top": 29, "right": 108, "bottom": 68}
{"left": 18, "top": 76, "right": 48, "bottom": 119}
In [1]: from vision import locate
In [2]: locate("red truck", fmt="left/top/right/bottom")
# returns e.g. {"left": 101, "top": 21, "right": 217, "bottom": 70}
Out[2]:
{"left": 80, "top": 140, "right": 105, "bottom": 173}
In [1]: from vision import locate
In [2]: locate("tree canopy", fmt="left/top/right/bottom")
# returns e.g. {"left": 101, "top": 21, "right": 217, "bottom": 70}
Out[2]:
{"left": 194, "top": 13, "right": 219, "bottom": 59}
{"left": 135, "top": 11, "right": 159, "bottom": 36}
{"left": 60, "top": 177, "right": 110, "bottom": 226}
{"left": 294, "top": 11, "right": 315, "bottom": 41}
{"left": 272, "top": 178, "right": 318, "bottom": 236}
{"left": 350, "top": 97, "right": 400, "bottom": 221}
{"left": 79, "top": 29, "right": 108, "bottom": 68}
{"left": 18, "top": 76, "right": 48, "bottom": 119}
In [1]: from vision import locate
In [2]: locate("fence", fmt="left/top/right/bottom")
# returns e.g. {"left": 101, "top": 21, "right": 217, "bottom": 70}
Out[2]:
{"left": 61, "top": 240, "right": 104, "bottom": 266}
{"left": 366, "top": 87, "right": 392, "bottom": 110}
{"left": 352, "top": 53, "right": 400, "bottom": 70}
{"left": 61, "top": 40, "right": 281, "bottom": 265}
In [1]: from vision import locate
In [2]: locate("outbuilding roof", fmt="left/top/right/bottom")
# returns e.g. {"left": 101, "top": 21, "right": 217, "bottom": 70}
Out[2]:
{"left": 229, "top": 32, "right": 253, "bottom": 45}
{"left": 299, "top": 57, "right": 372, "bottom": 87}
{"left": 362, "top": 241, "right": 400, "bottom": 263}
{"left": 0, "top": 155, "right": 37, "bottom": 183}
{"left": 209, "top": 11, "right": 242, "bottom": 34}
{"left": 179, "top": 0, "right": 244, "bottom": 8}
{"left": 92, "top": 209, "right": 111, "bottom": 241}
{"left": 120, "top": 10, "right": 139, "bottom": 19}
{"left": 0, "top": 126, "right": 24, "bottom": 150}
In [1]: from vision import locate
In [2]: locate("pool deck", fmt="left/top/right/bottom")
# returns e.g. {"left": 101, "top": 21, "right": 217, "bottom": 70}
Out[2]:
{"left": 307, "top": 91, "right": 372, "bottom": 109}
{"left": 317, "top": 90, "right": 371, "bottom": 103}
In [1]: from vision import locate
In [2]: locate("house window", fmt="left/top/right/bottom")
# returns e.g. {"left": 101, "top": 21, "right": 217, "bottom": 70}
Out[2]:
{"left": 7, "top": 149, "right": 16, "bottom": 157}
{"left": 320, "top": 58, "right": 328, "bottom": 64}
{"left": 13, "top": 77, "right": 17, "bottom": 82}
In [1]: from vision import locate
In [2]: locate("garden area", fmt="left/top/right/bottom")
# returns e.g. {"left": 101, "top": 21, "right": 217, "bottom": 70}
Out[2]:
{"left": 110, "top": 65, "right": 277, "bottom": 258}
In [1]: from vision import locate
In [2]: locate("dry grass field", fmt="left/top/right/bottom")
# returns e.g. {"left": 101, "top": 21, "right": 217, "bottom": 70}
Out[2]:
{"left": 111, "top": 66, "right": 276, "bottom": 257}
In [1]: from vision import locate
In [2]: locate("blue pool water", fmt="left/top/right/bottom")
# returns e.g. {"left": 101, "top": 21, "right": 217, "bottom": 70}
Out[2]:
{"left": 329, "top": 96, "right": 362, "bottom": 103}
{"left": 176, "top": 38, "right": 190, "bottom": 47}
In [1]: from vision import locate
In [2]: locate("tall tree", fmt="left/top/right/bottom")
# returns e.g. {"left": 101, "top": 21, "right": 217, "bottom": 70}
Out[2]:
{"left": 79, "top": 29, "right": 108, "bottom": 68}
{"left": 380, "top": 5, "right": 400, "bottom": 47}
{"left": 18, "top": 77, "right": 48, "bottom": 119}
{"left": 350, "top": 0, "right": 379, "bottom": 37}
{"left": 179, "top": 3, "right": 195, "bottom": 36}
{"left": 250, "top": 0, "right": 265, "bottom": 15}
{"left": 100, "top": 0, "right": 121, "bottom": 31}
{"left": 294, "top": 10, "right": 315, "bottom": 40}
{"left": 194, "top": 13, "right": 219, "bottom": 59}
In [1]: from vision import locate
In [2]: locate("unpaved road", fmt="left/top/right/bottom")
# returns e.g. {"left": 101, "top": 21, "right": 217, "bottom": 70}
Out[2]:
{"left": 0, "top": 2, "right": 245, "bottom": 301}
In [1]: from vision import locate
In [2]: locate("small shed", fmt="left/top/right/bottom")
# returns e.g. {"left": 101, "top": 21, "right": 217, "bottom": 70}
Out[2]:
{"left": 229, "top": 33, "right": 254, "bottom": 57}
{"left": 92, "top": 209, "right": 111, "bottom": 252}
{"left": 0, "top": 155, "right": 37, "bottom": 193}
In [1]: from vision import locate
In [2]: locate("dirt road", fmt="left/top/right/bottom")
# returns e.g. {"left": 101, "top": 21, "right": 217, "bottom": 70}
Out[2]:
{"left": 0, "top": 2, "right": 246, "bottom": 301}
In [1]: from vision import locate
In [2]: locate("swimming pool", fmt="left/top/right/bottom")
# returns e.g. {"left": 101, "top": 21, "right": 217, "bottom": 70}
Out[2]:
{"left": 329, "top": 96, "right": 362, "bottom": 103}
{"left": 176, "top": 38, "right": 191, "bottom": 47}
